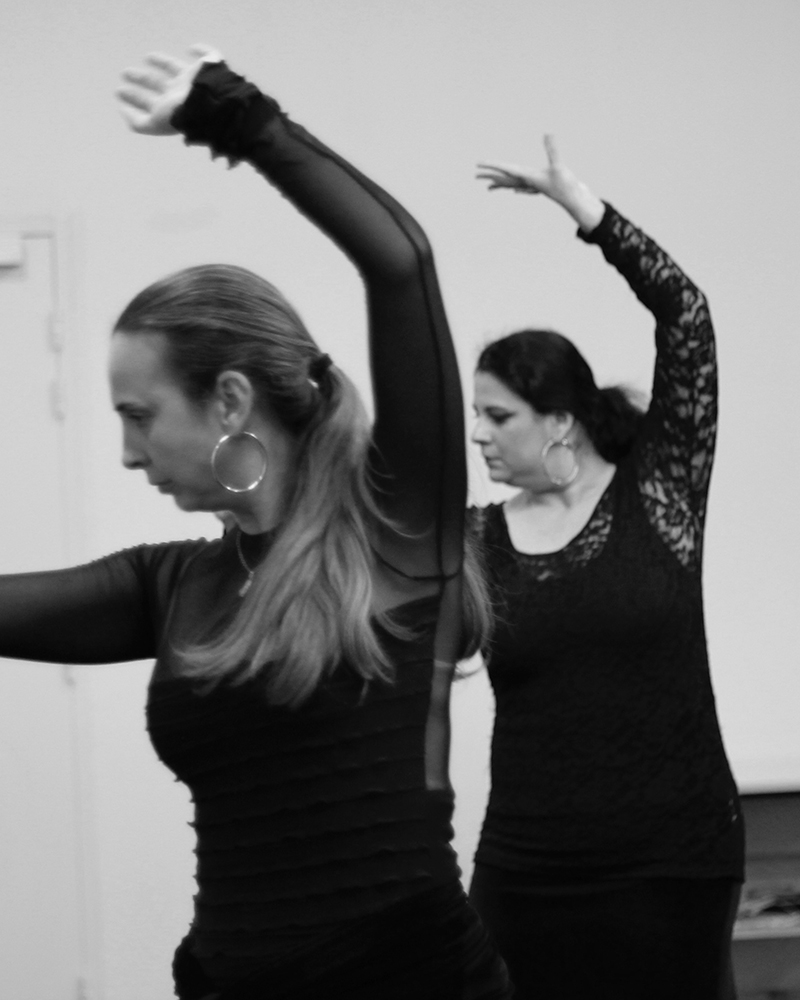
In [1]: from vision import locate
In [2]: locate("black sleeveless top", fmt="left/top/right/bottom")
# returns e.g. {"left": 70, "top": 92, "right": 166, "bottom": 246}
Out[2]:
{"left": 471, "top": 205, "right": 744, "bottom": 885}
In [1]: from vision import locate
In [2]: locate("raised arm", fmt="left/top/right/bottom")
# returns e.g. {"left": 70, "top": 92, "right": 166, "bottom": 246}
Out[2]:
{"left": 577, "top": 204, "right": 717, "bottom": 502}
{"left": 478, "top": 136, "right": 716, "bottom": 492}
{"left": 478, "top": 136, "right": 717, "bottom": 566}
{"left": 119, "top": 50, "right": 465, "bottom": 582}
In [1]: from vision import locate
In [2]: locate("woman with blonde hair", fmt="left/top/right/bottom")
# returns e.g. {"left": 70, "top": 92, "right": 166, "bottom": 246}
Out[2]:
{"left": 0, "top": 47, "right": 508, "bottom": 1000}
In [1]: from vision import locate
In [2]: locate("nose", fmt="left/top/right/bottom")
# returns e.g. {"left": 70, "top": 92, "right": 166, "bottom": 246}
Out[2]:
{"left": 121, "top": 428, "right": 147, "bottom": 470}
{"left": 471, "top": 415, "right": 491, "bottom": 445}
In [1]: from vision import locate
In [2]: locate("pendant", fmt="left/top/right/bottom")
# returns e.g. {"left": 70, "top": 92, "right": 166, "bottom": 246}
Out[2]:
{"left": 238, "top": 574, "right": 254, "bottom": 598}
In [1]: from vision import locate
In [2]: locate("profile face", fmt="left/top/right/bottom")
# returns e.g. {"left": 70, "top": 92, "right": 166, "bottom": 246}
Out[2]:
{"left": 108, "top": 330, "right": 226, "bottom": 512}
{"left": 471, "top": 371, "right": 555, "bottom": 488}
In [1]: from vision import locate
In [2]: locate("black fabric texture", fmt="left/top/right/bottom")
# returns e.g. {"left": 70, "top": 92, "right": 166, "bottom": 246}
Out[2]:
{"left": 0, "top": 63, "right": 509, "bottom": 998}
{"left": 470, "top": 205, "right": 744, "bottom": 883}
{"left": 470, "top": 863, "right": 740, "bottom": 1000}
{"left": 174, "top": 878, "right": 511, "bottom": 1000}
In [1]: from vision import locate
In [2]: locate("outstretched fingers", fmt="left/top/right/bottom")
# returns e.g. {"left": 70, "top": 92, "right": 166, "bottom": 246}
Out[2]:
{"left": 116, "top": 85, "right": 155, "bottom": 113}
{"left": 543, "top": 134, "right": 560, "bottom": 167}
{"left": 120, "top": 67, "right": 167, "bottom": 94}
{"left": 475, "top": 165, "right": 513, "bottom": 190}
{"left": 143, "top": 52, "right": 185, "bottom": 76}
{"left": 116, "top": 99, "right": 152, "bottom": 132}
{"left": 115, "top": 45, "right": 215, "bottom": 136}
{"left": 476, "top": 161, "right": 538, "bottom": 193}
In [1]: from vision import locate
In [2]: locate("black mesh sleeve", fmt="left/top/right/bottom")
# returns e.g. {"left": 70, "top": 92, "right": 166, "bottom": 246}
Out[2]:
{"left": 580, "top": 204, "right": 717, "bottom": 570}
{"left": 173, "top": 63, "right": 466, "bottom": 584}
{"left": 0, "top": 542, "right": 203, "bottom": 664}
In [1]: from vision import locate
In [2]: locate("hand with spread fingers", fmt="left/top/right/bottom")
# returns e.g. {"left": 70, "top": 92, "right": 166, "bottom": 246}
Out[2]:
{"left": 477, "top": 135, "right": 604, "bottom": 232}
{"left": 116, "top": 44, "right": 222, "bottom": 135}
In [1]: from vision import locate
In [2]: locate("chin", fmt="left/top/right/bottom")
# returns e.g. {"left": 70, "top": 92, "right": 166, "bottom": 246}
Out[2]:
{"left": 487, "top": 468, "right": 510, "bottom": 483}
{"left": 174, "top": 491, "right": 224, "bottom": 515}
{"left": 171, "top": 492, "right": 200, "bottom": 512}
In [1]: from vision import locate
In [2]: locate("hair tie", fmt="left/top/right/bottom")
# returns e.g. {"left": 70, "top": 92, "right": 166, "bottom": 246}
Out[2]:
{"left": 307, "top": 352, "right": 334, "bottom": 390}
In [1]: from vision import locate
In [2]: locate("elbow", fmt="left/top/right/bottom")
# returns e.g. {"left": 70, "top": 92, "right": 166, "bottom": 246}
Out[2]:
{"left": 381, "top": 218, "right": 436, "bottom": 285}
{"left": 685, "top": 272, "right": 709, "bottom": 309}
{"left": 679, "top": 281, "right": 711, "bottom": 324}
{"left": 694, "top": 285, "right": 710, "bottom": 312}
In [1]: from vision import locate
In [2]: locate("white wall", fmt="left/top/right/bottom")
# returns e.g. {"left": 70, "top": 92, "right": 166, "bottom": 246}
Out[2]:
{"left": 2, "top": 1, "right": 799, "bottom": 998}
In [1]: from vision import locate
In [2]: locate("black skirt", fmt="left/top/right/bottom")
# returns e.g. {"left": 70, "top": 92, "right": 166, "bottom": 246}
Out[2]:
{"left": 470, "top": 863, "right": 741, "bottom": 1000}
{"left": 173, "top": 878, "right": 513, "bottom": 1000}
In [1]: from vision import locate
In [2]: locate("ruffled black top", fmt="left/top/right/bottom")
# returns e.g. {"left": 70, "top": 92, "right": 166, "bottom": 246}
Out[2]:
{"left": 0, "top": 62, "right": 475, "bottom": 990}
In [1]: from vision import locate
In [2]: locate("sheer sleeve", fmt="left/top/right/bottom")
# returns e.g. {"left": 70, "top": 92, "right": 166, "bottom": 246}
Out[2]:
{"left": 579, "top": 204, "right": 717, "bottom": 570}
{"left": 172, "top": 63, "right": 465, "bottom": 584}
{"left": 0, "top": 542, "right": 202, "bottom": 665}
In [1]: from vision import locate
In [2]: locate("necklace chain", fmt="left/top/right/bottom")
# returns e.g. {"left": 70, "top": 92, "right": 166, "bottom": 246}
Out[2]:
{"left": 235, "top": 531, "right": 255, "bottom": 597}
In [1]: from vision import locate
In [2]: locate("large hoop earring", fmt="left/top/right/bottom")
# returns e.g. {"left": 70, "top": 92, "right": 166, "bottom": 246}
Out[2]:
{"left": 542, "top": 437, "right": 579, "bottom": 487}
{"left": 211, "top": 432, "right": 268, "bottom": 494}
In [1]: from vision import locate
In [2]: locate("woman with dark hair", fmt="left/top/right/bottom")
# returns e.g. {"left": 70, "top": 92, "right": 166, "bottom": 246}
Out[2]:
{"left": 467, "top": 137, "right": 743, "bottom": 999}
{"left": 0, "top": 47, "right": 509, "bottom": 1000}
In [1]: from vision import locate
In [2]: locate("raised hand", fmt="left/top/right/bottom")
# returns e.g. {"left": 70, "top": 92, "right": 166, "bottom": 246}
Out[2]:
{"left": 477, "top": 135, "right": 604, "bottom": 231}
{"left": 477, "top": 135, "right": 582, "bottom": 199}
{"left": 116, "top": 44, "right": 223, "bottom": 135}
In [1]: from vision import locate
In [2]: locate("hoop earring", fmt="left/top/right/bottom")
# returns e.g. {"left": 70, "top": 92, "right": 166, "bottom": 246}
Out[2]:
{"left": 542, "top": 437, "right": 579, "bottom": 487}
{"left": 211, "top": 432, "right": 268, "bottom": 494}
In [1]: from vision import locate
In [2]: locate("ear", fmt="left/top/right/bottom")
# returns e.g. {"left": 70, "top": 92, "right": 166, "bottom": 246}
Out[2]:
{"left": 212, "top": 370, "right": 256, "bottom": 432}
{"left": 548, "top": 410, "right": 575, "bottom": 440}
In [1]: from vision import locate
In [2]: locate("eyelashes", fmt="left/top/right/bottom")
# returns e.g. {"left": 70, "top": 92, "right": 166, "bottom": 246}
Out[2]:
{"left": 474, "top": 411, "right": 511, "bottom": 425}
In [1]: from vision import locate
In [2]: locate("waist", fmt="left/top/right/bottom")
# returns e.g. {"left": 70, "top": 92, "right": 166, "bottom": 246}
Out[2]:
{"left": 175, "top": 874, "right": 511, "bottom": 999}
{"left": 190, "top": 787, "right": 460, "bottom": 968}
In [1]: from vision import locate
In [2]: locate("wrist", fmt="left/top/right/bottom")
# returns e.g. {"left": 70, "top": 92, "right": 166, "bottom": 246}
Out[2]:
{"left": 557, "top": 181, "right": 604, "bottom": 232}
{"left": 170, "top": 61, "right": 282, "bottom": 165}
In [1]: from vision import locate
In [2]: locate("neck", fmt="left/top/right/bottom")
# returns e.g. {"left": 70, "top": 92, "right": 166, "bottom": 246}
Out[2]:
{"left": 516, "top": 450, "right": 616, "bottom": 510}
{"left": 224, "top": 433, "right": 299, "bottom": 534}
{"left": 223, "top": 479, "right": 289, "bottom": 535}
{"left": 231, "top": 500, "right": 283, "bottom": 535}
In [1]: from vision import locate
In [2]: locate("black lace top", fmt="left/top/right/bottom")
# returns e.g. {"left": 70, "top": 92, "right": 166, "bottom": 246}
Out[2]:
{"left": 470, "top": 205, "right": 744, "bottom": 884}
{"left": 0, "top": 64, "right": 472, "bottom": 987}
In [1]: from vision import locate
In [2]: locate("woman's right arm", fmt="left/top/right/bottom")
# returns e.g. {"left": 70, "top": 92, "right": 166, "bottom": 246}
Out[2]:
{"left": 477, "top": 138, "right": 716, "bottom": 493}
{"left": 0, "top": 543, "right": 197, "bottom": 664}
{"left": 478, "top": 139, "right": 717, "bottom": 567}
{"left": 118, "top": 49, "right": 466, "bottom": 584}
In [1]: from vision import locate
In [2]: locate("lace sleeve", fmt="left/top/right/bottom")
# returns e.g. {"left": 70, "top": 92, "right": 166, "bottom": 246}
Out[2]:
{"left": 172, "top": 63, "right": 465, "bottom": 585}
{"left": 579, "top": 205, "right": 717, "bottom": 570}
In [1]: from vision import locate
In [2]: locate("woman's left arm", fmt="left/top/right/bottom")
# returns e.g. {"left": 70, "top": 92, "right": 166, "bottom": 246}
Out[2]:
{"left": 579, "top": 205, "right": 718, "bottom": 503}
{"left": 477, "top": 139, "right": 716, "bottom": 502}
{"left": 118, "top": 49, "right": 464, "bottom": 582}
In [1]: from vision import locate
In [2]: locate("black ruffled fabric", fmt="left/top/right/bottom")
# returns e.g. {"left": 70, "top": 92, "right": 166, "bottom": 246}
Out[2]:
{"left": 171, "top": 61, "right": 282, "bottom": 165}
{"left": 0, "top": 59, "right": 508, "bottom": 1000}
{"left": 148, "top": 600, "right": 459, "bottom": 982}
{"left": 172, "top": 880, "right": 511, "bottom": 1000}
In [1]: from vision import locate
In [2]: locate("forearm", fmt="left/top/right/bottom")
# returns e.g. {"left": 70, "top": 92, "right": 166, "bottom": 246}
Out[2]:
{"left": 579, "top": 203, "right": 709, "bottom": 328}
{"left": 172, "top": 62, "right": 430, "bottom": 285}
{"left": 582, "top": 203, "right": 717, "bottom": 484}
